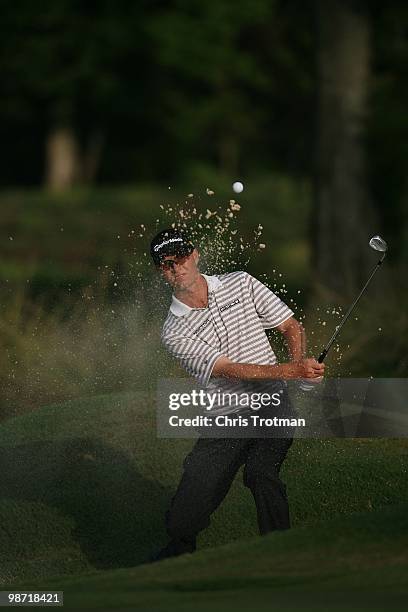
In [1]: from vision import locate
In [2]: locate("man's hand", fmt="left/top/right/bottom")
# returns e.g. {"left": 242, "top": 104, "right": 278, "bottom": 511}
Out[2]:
{"left": 294, "top": 358, "right": 325, "bottom": 379}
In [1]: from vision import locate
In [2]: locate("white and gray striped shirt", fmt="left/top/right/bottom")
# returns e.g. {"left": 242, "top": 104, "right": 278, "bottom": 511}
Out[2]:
{"left": 161, "top": 272, "right": 294, "bottom": 413}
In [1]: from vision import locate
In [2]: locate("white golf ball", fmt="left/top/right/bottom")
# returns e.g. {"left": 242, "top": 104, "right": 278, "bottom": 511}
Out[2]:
{"left": 232, "top": 181, "right": 244, "bottom": 194}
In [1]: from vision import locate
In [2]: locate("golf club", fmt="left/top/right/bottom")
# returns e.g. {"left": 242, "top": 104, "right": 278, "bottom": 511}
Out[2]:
{"left": 300, "top": 235, "right": 388, "bottom": 391}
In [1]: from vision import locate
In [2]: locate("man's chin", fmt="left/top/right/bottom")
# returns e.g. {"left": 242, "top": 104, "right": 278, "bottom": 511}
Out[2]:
{"left": 174, "top": 276, "right": 195, "bottom": 291}
{"left": 174, "top": 280, "right": 188, "bottom": 290}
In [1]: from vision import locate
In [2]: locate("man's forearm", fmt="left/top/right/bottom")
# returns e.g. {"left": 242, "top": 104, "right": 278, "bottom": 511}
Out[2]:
{"left": 212, "top": 360, "right": 300, "bottom": 381}
{"left": 282, "top": 320, "right": 306, "bottom": 362}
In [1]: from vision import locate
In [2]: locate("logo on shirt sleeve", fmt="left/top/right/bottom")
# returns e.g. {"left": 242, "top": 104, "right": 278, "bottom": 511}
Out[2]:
{"left": 194, "top": 318, "right": 211, "bottom": 335}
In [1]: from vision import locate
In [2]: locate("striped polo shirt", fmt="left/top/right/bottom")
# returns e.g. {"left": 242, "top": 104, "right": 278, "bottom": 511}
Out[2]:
{"left": 161, "top": 271, "right": 294, "bottom": 414}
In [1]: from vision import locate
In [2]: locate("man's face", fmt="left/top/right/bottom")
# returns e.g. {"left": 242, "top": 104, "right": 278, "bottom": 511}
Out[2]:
{"left": 158, "top": 249, "right": 200, "bottom": 291}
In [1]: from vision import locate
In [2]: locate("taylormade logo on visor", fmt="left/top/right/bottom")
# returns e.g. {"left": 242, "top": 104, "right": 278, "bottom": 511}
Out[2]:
{"left": 154, "top": 237, "right": 184, "bottom": 252}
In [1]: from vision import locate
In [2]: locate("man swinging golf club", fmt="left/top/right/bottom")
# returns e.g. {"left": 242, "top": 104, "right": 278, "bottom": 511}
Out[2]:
{"left": 150, "top": 227, "right": 324, "bottom": 560}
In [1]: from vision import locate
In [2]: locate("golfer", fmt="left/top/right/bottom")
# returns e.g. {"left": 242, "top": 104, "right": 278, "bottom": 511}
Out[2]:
{"left": 151, "top": 228, "right": 324, "bottom": 560}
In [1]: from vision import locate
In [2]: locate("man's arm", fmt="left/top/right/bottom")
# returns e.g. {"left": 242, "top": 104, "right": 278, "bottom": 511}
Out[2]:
{"left": 211, "top": 317, "right": 324, "bottom": 381}
{"left": 212, "top": 356, "right": 324, "bottom": 381}
{"left": 275, "top": 316, "right": 306, "bottom": 362}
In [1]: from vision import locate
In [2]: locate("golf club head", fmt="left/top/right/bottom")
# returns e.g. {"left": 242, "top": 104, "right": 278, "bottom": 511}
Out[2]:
{"left": 369, "top": 235, "right": 388, "bottom": 253}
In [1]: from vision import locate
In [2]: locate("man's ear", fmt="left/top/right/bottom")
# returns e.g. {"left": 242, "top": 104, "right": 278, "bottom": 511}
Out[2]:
{"left": 192, "top": 249, "right": 200, "bottom": 264}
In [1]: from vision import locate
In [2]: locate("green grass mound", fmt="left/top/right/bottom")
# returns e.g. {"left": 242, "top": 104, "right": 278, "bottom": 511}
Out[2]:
{"left": 1, "top": 391, "right": 408, "bottom": 586}
{"left": 16, "top": 503, "right": 408, "bottom": 610}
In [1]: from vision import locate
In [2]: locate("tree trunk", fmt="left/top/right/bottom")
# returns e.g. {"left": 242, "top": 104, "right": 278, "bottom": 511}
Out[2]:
{"left": 314, "top": 1, "right": 377, "bottom": 300}
{"left": 45, "top": 126, "right": 80, "bottom": 191}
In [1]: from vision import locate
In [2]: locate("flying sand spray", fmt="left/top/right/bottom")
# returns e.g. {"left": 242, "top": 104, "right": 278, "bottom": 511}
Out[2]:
{"left": 141, "top": 192, "right": 386, "bottom": 391}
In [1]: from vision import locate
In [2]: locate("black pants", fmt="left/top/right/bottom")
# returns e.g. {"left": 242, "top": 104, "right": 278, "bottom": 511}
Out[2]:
{"left": 163, "top": 434, "right": 293, "bottom": 553}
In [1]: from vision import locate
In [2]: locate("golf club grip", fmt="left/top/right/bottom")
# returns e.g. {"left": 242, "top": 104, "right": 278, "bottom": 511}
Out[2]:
{"left": 317, "top": 349, "right": 327, "bottom": 363}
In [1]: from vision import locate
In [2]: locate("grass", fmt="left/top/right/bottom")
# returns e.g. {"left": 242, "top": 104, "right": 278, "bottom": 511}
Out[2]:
{"left": 9, "top": 503, "right": 408, "bottom": 610}
{"left": 1, "top": 389, "right": 407, "bottom": 595}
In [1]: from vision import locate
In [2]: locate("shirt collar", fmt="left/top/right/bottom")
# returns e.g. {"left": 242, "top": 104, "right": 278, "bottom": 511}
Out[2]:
{"left": 169, "top": 274, "right": 222, "bottom": 317}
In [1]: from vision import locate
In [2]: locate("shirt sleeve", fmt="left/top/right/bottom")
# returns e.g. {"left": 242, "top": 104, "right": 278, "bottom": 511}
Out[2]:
{"left": 162, "top": 332, "right": 223, "bottom": 387}
{"left": 246, "top": 273, "right": 294, "bottom": 329}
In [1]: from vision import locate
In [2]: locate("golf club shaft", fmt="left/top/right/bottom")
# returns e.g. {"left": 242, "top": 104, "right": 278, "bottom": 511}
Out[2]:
{"left": 317, "top": 253, "right": 386, "bottom": 363}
